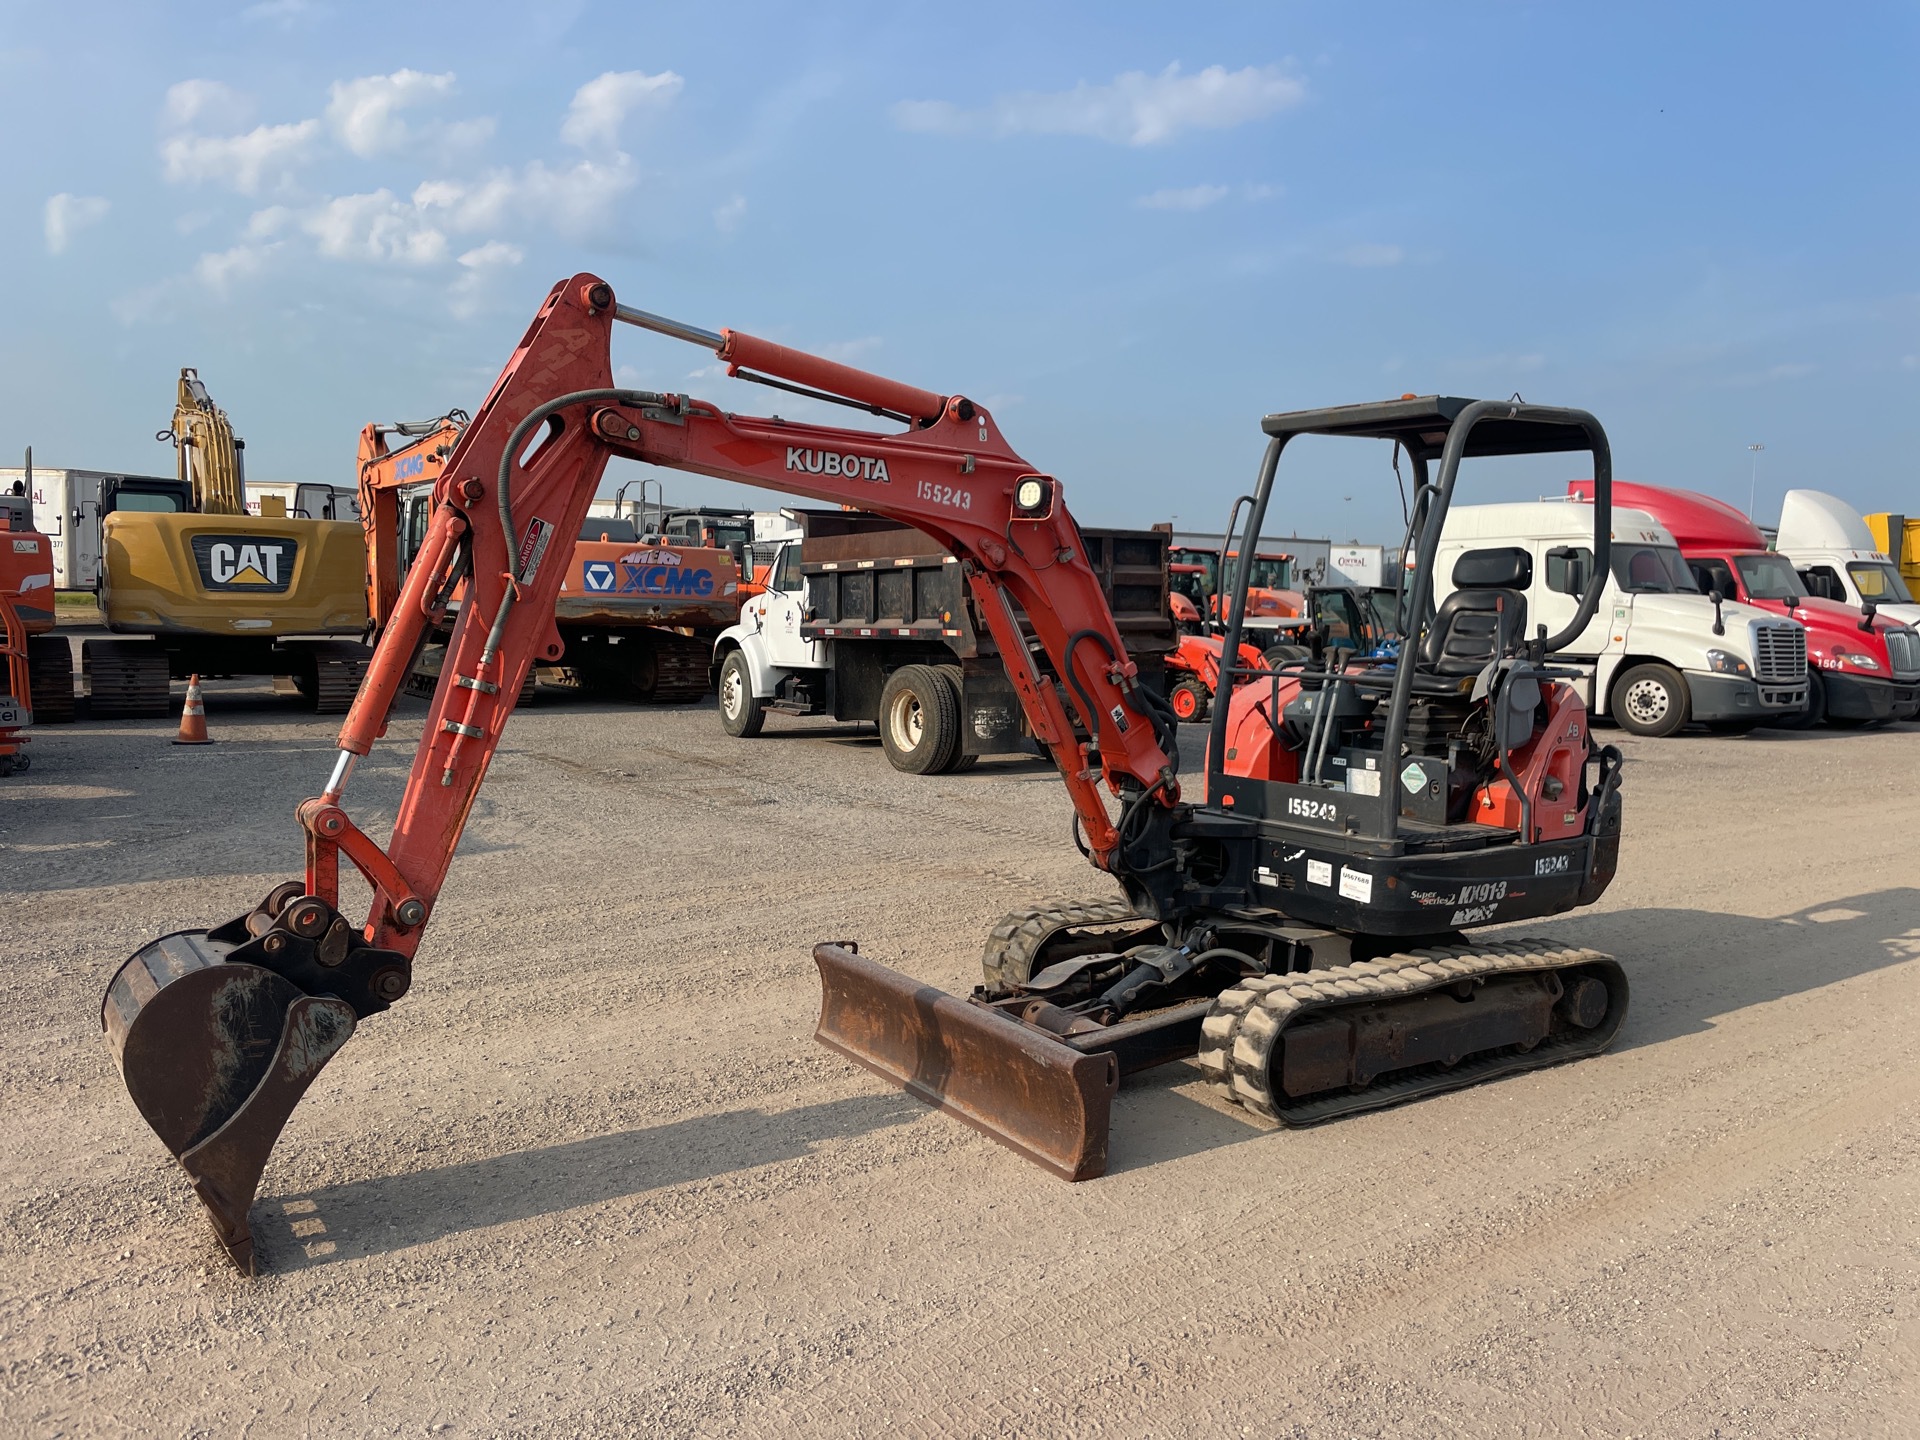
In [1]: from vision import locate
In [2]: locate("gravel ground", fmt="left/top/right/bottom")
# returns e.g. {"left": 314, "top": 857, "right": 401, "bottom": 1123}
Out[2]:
{"left": 3, "top": 680, "right": 1918, "bottom": 1438}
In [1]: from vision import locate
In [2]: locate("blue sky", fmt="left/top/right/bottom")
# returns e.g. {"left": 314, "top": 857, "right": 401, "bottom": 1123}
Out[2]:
{"left": 6, "top": 1, "right": 1916, "bottom": 540}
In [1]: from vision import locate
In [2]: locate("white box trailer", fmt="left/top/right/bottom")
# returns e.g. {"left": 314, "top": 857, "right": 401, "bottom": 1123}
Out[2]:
{"left": 243, "top": 481, "right": 360, "bottom": 522}
{"left": 0, "top": 467, "right": 186, "bottom": 590}
{"left": 1327, "top": 544, "right": 1386, "bottom": 587}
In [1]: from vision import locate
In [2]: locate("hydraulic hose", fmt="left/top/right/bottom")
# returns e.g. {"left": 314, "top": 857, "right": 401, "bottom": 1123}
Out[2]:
{"left": 482, "top": 387, "right": 668, "bottom": 666}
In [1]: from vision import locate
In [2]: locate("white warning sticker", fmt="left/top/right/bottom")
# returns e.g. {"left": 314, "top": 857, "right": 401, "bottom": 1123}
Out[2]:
{"left": 1401, "top": 762, "right": 1427, "bottom": 794}
{"left": 1339, "top": 866, "right": 1373, "bottom": 903}
{"left": 1346, "top": 767, "right": 1381, "bottom": 797}
{"left": 1306, "top": 859, "right": 1333, "bottom": 888}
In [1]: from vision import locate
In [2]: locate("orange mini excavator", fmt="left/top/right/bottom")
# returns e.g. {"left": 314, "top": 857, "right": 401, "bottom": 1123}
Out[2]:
{"left": 105, "top": 277, "right": 1631, "bottom": 1271}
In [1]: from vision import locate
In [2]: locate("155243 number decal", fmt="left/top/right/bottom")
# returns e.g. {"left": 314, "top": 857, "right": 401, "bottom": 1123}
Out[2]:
{"left": 915, "top": 481, "right": 972, "bottom": 511}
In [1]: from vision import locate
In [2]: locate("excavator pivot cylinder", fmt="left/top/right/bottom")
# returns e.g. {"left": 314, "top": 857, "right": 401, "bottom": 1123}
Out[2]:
{"left": 102, "top": 932, "right": 356, "bottom": 1272}
{"left": 812, "top": 943, "right": 1118, "bottom": 1181}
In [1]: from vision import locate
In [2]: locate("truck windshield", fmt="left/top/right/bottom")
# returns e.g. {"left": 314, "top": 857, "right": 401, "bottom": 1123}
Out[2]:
{"left": 1610, "top": 544, "right": 1696, "bottom": 593}
{"left": 1848, "top": 562, "right": 1912, "bottom": 602}
{"left": 1733, "top": 553, "right": 1808, "bottom": 601}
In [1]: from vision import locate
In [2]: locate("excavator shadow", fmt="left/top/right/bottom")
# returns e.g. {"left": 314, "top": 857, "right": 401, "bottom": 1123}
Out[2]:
{"left": 255, "top": 1091, "right": 928, "bottom": 1269}
{"left": 1538, "top": 887, "right": 1920, "bottom": 1052}
{"left": 251, "top": 891, "right": 1920, "bottom": 1268}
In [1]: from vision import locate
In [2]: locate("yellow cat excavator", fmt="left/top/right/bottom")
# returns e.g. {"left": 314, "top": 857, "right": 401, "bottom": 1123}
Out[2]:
{"left": 103, "top": 278, "right": 1631, "bottom": 1272}
{"left": 82, "top": 370, "right": 368, "bottom": 714}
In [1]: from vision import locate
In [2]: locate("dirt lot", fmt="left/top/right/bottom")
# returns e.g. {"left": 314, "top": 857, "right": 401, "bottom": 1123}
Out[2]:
{"left": 3, "top": 681, "right": 1918, "bottom": 1438}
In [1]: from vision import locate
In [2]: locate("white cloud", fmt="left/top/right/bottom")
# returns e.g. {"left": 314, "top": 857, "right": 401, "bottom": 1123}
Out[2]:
{"left": 1136, "top": 184, "right": 1229, "bottom": 212}
{"left": 196, "top": 242, "right": 277, "bottom": 292}
{"left": 450, "top": 240, "right": 524, "bottom": 318}
{"left": 326, "top": 69, "right": 456, "bottom": 156}
{"left": 1241, "top": 182, "right": 1281, "bottom": 201}
{"left": 162, "top": 79, "right": 251, "bottom": 131}
{"left": 44, "top": 193, "right": 111, "bottom": 254}
{"left": 713, "top": 193, "right": 747, "bottom": 235}
{"left": 414, "top": 154, "right": 636, "bottom": 240}
{"left": 161, "top": 118, "right": 320, "bottom": 193}
{"left": 893, "top": 62, "right": 1305, "bottom": 147}
{"left": 561, "top": 70, "right": 683, "bottom": 150}
{"left": 303, "top": 190, "right": 448, "bottom": 264}
{"left": 1336, "top": 242, "right": 1405, "bottom": 267}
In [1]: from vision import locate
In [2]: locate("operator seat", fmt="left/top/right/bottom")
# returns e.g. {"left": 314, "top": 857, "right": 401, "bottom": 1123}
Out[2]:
{"left": 1421, "top": 547, "right": 1532, "bottom": 678}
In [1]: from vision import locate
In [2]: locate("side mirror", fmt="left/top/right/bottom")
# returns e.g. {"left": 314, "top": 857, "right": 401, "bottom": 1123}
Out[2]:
{"left": 1707, "top": 589, "right": 1725, "bottom": 636}
{"left": 1544, "top": 546, "right": 1582, "bottom": 596}
{"left": 1860, "top": 599, "right": 1878, "bottom": 632}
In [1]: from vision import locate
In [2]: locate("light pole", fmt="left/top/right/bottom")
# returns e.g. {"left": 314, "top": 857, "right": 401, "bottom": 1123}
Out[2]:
{"left": 1747, "top": 442, "right": 1765, "bottom": 518}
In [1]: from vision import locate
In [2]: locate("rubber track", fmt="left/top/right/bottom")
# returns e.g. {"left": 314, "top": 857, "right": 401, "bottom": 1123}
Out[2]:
{"left": 1195, "top": 939, "right": 1624, "bottom": 1125}
{"left": 25, "top": 637, "right": 75, "bottom": 724}
{"left": 293, "top": 641, "right": 369, "bottom": 714}
{"left": 648, "top": 633, "right": 713, "bottom": 703}
{"left": 980, "top": 897, "right": 1156, "bottom": 988}
{"left": 83, "top": 641, "right": 170, "bottom": 719}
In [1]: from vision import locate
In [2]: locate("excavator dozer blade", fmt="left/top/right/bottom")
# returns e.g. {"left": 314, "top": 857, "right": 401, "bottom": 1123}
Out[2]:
{"left": 102, "top": 932, "right": 356, "bottom": 1273}
{"left": 812, "top": 943, "right": 1119, "bottom": 1181}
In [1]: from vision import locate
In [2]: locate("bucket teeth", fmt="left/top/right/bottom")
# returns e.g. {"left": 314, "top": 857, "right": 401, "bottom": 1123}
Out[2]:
{"left": 103, "top": 933, "right": 356, "bottom": 1273}
{"left": 812, "top": 943, "right": 1117, "bottom": 1182}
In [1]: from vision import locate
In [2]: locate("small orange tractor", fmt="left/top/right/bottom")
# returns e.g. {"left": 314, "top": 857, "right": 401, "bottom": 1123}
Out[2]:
{"left": 1165, "top": 586, "right": 1269, "bottom": 720}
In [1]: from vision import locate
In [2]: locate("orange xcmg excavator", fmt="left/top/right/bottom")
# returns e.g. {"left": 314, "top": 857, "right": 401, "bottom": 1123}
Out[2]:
{"left": 105, "top": 276, "right": 1631, "bottom": 1272}
{"left": 358, "top": 410, "right": 741, "bottom": 700}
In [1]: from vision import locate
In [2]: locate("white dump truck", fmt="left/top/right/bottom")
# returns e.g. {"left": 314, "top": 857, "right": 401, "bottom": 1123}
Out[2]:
{"left": 1436, "top": 501, "right": 1808, "bottom": 736}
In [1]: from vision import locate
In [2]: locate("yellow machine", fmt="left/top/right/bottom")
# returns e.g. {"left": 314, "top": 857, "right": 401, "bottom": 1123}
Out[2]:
{"left": 85, "top": 371, "right": 369, "bottom": 715}
{"left": 1866, "top": 513, "right": 1919, "bottom": 601}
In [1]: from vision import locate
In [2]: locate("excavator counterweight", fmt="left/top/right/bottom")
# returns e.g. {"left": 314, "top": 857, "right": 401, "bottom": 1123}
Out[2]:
{"left": 105, "top": 276, "right": 1631, "bottom": 1271}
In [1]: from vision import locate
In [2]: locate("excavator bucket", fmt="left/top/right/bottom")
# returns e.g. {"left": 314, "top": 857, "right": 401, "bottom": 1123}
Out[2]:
{"left": 102, "top": 932, "right": 356, "bottom": 1272}
{"left": 812, "top": 943, "right": 1118, "bottom": 1181}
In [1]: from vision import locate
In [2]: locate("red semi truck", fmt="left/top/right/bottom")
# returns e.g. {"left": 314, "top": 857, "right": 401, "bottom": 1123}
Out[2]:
{"left": 1569, "top": 481, "right": 1920, "bottom": 727}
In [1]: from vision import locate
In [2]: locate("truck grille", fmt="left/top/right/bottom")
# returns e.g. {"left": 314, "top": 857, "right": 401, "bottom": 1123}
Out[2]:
{"left": 1886, "top": 626, "right": 1920, "bottom": 680}
{"left": 1752, "top": 622, "right": 1808, "bottom": 684}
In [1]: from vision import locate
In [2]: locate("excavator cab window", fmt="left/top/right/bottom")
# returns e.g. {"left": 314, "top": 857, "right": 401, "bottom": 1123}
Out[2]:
{"left": 401, "top": 494, "right": 433, "bottom": 571}
{"left": 102, "top": 478, "right": 190, "bottom": 516}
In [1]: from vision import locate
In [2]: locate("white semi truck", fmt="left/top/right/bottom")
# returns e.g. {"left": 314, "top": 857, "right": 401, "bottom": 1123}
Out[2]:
{"left": 1436, "top": 502, "right": 1809, "bottom": 736}
{"left": 1774, "top": 489, "right": 1920, "bottom": 626}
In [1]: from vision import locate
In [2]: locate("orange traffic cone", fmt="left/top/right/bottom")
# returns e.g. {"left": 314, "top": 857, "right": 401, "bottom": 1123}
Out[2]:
{"left": 174, "top": 674, "right": 214, "bottom": 745}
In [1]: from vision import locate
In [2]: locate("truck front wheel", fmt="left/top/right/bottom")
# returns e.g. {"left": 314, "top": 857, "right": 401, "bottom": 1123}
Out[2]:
{"left": 718, "top": 651, "right": 766, "bottom": 737}
{"left": 879, "top": 664, "right": 961, "bottom": 774}
{"left": 1611, "top": 662, "right": 1690, "bottom": 738}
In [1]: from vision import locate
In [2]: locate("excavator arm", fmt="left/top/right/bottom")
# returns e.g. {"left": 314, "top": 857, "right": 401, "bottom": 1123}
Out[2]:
{"left": 103, "top": 274, "right": 1182, "bottom": 1269}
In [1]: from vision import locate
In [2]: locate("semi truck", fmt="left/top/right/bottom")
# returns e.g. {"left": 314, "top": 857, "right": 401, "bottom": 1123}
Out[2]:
{"left": 1570, "top": 481, "right": 1920, "bottom": 727}
{"left": 1437, "top": 501, "right": 1808, "bottom": 736}
{"left": 1775, "top": 489, "right": 1920, "bottom": 626}
{"left": 715, "top": 509, "right": 1176, "bottom": 773}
